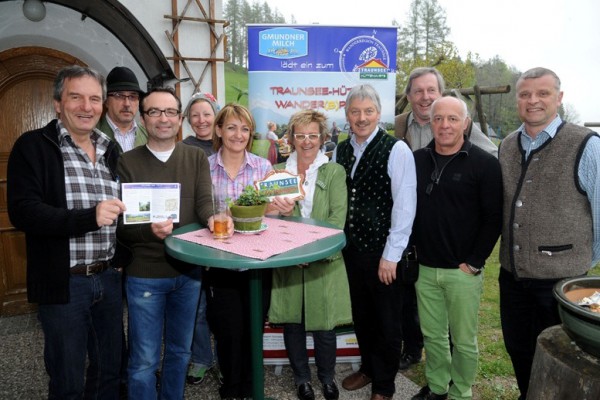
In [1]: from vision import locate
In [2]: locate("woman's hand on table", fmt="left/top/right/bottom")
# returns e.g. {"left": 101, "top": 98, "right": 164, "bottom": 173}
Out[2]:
{"left": 207, "top": 215, "right": 235, "bottom": 237}
{"left": 269, "top": 196, "right": 295, "bottom": 217}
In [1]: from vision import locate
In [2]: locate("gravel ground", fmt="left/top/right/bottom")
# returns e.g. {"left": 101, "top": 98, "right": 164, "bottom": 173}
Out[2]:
{"left": 0, "top": 312, "right": 420, "bottom": 399}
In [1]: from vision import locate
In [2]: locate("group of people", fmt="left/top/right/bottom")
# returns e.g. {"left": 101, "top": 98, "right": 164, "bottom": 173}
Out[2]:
{"left": 6, "top": 62, "right": 599, "bottom": 400}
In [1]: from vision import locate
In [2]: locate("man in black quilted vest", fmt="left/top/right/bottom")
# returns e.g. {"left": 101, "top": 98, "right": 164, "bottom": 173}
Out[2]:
{"left": 499, "top": 67, "right": 600, "bottom": 400}
{"left": 333, "top": 84, "right": 417, "bottom": 400}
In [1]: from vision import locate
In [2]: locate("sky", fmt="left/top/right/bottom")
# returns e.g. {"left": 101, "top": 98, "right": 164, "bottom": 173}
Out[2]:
{"left": 265, "top": 0, "right": 600, "bottom": 125}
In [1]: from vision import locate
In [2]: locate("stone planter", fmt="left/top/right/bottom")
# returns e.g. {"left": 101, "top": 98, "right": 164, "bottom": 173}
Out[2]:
{"left": 554, "top": 276, "right": 600, "bottom": 358}
{"left": 229, "top": 203, "right": 268, "bottom": 232}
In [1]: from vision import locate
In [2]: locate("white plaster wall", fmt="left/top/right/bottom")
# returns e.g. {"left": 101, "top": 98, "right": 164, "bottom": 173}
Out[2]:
{"left": 0, "top": 0, "right": 225, "bottom": 138}
{"left": 0, "top": 1, "right": 145, "bottom": 81}
{"left": 122, "top": 0, "right": 226, "bottom": 137}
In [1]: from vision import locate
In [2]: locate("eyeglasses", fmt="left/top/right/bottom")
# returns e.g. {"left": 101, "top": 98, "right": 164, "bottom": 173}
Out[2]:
{"left": 108, "top": 93, "right": 140, "bottom": 102}
{"left": 293, "top": 133, "right": 320, "bottom": 141}
{"left": 143, "top": 108, "right": 181, "bottom": 118}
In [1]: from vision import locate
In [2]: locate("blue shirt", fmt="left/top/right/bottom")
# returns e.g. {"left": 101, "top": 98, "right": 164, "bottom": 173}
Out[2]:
{"left": 518, "top": 115, "right": 600, "bottom": 266}
{"left": 333, "top": 128, "right": 417, "bottom": 262}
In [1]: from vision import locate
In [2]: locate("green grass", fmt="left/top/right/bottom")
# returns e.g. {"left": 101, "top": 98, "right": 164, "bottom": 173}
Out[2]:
{"left": 403, "top": 243, "right": 600, "bottom": 400}
{"left": 224, "top": 62, "right": 248, "bottom": 107}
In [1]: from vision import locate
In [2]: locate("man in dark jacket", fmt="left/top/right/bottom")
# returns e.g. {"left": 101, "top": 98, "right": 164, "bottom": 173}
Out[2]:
{"left": 394, "top": 67, "right": 499, "bottom": 374}
{"left": 7, "top": 65, "right": 126, "bottom": 399}
{"left": 411, "top": 96, "right": 502, "bottom": 400}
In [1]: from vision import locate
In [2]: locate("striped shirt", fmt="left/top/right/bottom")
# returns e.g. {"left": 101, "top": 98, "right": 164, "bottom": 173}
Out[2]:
{"left": 106, "top": 115, "right": 138, "bottom": 152}
{"left": 518, "top": 115, "right": 600, "bottom": 265}
{"left": 58, "top": 121, "right": 120, "bottom": 267}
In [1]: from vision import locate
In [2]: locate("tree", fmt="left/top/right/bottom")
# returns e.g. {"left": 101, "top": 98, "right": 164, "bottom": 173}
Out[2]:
{"left": 224, "top": 0, "right": 286, "bottom": 68}
{"left": 224, "top": 0, "right": 241, "bottom": 66}
{"left": 560, "top": 103, "right": 581, "bottom": 125}
{"left": 395, "top": 0, "right": 476, "bottom": 104}
{"left": 397, "top": 0, "right": 450, "bottom": 64}
{"left": 474, "top": 56, "right": 521, "bottom": 138}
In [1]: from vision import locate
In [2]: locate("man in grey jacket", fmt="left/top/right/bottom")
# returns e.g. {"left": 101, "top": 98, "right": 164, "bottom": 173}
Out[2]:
{"left": 395, "top": 67, "right": 498, "bottom": 157}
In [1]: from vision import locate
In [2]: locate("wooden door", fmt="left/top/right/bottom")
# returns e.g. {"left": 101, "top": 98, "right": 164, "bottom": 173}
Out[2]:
{"left": 0, "top": 47, "right": 85, "bottom": 315}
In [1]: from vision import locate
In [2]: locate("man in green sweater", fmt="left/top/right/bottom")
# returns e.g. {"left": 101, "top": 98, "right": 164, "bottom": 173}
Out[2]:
{"left": 117, "top": 87, "right": 232, "bottom": 399}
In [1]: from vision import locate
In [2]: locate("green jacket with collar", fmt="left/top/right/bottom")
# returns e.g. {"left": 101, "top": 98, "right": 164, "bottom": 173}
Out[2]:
{"left": 268, "top": 161, "right": 352, "bottom": 331}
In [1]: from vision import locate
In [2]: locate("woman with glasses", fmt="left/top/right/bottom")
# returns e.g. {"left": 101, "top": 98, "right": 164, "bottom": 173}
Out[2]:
{"left": 269, "top": 110, "right": 352, "bottom": 400}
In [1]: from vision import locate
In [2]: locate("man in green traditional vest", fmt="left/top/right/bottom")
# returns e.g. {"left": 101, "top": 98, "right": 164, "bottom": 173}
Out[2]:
{"left": 96, "top": 66, "right": 147, "bottom": 153}
{"left": 333, "top": 84, "right": 417, "bottom": 400}
{"left": 499, "top": 67, "right": 600, "bottom": 400}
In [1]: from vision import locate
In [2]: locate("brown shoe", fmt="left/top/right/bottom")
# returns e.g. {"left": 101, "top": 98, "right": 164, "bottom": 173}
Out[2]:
{"left": 370, "top": 395, "right": 392, "bottom": 400}
{"left": 341, "top": 371, "right": 372, "bottom": 391}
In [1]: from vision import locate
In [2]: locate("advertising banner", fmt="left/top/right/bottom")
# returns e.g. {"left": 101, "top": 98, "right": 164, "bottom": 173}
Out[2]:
{"left": 247, "top": 25, "right": 397, "bottom": 138}
{"left": 263, "top": 324, "right": 360, "bottom": 368}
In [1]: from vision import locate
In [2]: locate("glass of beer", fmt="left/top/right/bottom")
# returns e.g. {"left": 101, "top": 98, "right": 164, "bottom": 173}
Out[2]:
{"left": 213, "top": 210, "right": 228, "bottom": 239}
{"left": 212, "top": 183, "right": 229, "bottom": 239}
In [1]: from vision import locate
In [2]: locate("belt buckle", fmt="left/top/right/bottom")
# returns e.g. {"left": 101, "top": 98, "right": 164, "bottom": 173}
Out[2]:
{"left": 86, "top": 264, "right": 95, "bottom": 276}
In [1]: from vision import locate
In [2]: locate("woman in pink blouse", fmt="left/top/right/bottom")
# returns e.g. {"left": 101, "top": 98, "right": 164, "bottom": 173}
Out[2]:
{"left": 204, "top": 103, "right": 274, "bottom": 399}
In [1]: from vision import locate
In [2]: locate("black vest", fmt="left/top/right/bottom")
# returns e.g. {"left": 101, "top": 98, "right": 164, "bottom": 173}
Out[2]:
{"left": 337, "top": 129, "right": 397, "bottom": 252}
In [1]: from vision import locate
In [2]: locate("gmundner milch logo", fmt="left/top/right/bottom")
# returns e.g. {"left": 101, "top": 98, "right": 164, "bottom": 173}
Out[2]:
{"left": 259, "top": 27, "right": 308, "bottom": 59}
{"left": 337, "top": 33, "right": 391, "bottom": 80}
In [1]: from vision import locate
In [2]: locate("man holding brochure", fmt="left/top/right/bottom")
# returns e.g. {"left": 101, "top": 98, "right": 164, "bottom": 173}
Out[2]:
{"left": 8, "top": 65, "right": 126, "bottom": 399}
{"left": 117, "top": 86, "right": 231, "bottom": 398}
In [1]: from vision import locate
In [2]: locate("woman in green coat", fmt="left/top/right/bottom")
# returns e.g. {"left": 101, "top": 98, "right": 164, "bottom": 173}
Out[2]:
{"left": 269, "top": 110, "right": 352, "bottom": 400}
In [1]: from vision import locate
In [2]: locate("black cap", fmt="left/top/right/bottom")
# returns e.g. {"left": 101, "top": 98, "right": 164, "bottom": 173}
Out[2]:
{"left": 106, "top": 66, "right": 143, "bottom": 94}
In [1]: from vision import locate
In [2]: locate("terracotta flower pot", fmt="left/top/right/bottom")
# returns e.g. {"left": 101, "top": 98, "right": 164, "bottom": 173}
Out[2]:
{"left": 229, "top": 203, "right": 268, "bottom": 231}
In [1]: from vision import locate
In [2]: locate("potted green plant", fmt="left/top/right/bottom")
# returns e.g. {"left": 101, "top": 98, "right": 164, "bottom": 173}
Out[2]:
{"left": 229, "top": 185, "right": 269, "bottom": 232}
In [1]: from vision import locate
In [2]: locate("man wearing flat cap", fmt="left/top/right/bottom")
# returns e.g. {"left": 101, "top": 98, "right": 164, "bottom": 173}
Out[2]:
{"left": 97, "top": 66, "right": 147, "bottom": 153}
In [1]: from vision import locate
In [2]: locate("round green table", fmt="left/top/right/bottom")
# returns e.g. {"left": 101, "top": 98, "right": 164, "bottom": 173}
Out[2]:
{"left": 165, "top": 217, "right": 346, "bottom": 400}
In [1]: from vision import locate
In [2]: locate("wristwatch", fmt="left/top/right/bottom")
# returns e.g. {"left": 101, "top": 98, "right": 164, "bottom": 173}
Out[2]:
{"left": 466, "top": 264, "right": 481, "bottom": 275}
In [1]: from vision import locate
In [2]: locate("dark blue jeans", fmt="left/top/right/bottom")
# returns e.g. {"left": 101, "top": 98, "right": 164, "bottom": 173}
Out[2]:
{"left": 283, "top": 323, "right": 336, "bottom": 386}
{"left": 499, "top": 267, "right": 561, "bottom": 400}
{"left": 38, "top": 268, "right": 122, "bottom": 400}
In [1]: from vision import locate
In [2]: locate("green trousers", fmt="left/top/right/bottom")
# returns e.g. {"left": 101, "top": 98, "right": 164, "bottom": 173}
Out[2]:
{"left": 415, "top": 265, "right": 483, "bottom": 400}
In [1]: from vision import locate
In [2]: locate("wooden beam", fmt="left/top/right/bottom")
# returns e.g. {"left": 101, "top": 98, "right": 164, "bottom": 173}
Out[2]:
{"left": 163, "top": 15, "right": 227, "bottom": 24}
{"left": 444, "top": 85, "right": 511, "bottom": 97}
{"left": 395, "top": 84, "right": 511, "bottom": 115}
{"left": 167, "top": 56, "right": 227, "bottom": 62}
{"left": 473, "top": 85, "right": 488, "bottom": 135}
